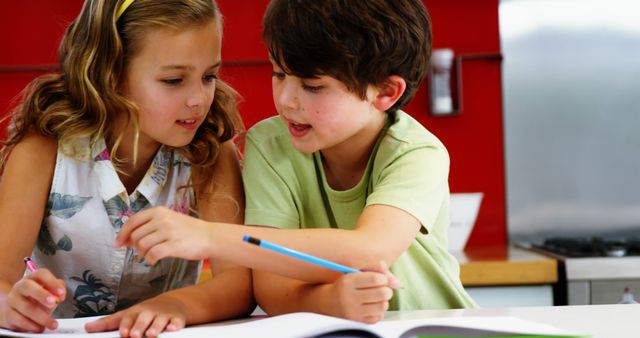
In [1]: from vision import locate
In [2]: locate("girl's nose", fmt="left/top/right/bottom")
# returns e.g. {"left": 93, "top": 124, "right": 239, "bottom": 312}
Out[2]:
{"left": 186, "top": 82, "right": 209, "bottom": 108}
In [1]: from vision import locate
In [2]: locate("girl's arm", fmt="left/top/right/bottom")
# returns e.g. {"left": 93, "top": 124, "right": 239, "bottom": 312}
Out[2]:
{"left": 117, "top": 203, "right": 422, "bottom": 283}
{"left": 0, "top": 132, "right": 66, "bottom": 332}
{"left": 86, "top": 140, "right": 254, "bottom": 337}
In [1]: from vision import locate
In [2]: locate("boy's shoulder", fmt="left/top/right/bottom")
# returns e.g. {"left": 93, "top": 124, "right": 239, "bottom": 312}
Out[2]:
{"left": 245, "top": 116, "right": 299, "bottom": 159}
{"left": 246, "top": 116, "right": 289, "bottom": 145}
{"left": 385, "top": 110, "right": 446, "bottom": 151}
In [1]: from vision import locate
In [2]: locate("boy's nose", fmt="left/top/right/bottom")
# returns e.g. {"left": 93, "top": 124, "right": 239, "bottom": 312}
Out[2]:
{"left": 274, "top": 83, "right": 299, "bottom": 112}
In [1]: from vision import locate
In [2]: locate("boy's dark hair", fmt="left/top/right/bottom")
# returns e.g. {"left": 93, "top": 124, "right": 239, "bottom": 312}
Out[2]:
{"left": 263, "top": 0, "right": 432, "bottom": 113}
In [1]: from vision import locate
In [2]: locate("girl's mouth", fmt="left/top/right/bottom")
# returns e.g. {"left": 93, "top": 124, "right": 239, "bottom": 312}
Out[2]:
{"left": 176, "top": 118, "right": 199, "bottom": 130}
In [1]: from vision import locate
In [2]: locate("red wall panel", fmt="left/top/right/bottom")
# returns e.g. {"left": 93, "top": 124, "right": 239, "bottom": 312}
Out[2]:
{"left": 1, "top": 1, "right": 505, "bottom": 247}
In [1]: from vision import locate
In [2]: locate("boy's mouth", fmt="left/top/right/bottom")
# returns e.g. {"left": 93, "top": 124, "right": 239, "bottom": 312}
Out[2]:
{"left": 288, "top": 121, "right": 311, "bottom": 137}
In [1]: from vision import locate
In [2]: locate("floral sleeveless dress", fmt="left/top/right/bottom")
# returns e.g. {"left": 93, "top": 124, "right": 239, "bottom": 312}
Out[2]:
{"left": 29, "top": 137, "right": 200, "bottom": 318}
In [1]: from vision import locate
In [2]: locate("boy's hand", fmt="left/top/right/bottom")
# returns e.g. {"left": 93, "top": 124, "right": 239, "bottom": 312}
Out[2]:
{"left": 85, "top": 296, "right": 187, "bottom": 338}
{"left": 333, "top": 261, "right": 397, "bottom": 324}
{"left": 0, "top": 269, "right": 66, "bottom": 332}
{"left": 115, "top": 206, "right": 213, "bottom": 264}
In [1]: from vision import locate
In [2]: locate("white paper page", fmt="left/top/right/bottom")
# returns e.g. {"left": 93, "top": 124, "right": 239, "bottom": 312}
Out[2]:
{"left": 372, "top": 316, "right": 584, "bottom": 337}
{"left": 0, "top": 317, "right": 118, "bottom": 338}
{"left": 160, "top": 313, "right": 367, "bottom": 338}
{"left": 160, "top": 312, "right": 584, "bottom": 338}
{"left": 448, "top": 192, "right": 483, "bottom": 251}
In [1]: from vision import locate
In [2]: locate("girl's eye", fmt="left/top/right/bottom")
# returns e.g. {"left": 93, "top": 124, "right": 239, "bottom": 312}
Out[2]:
{"left": 204, "top": 74, "right": 218, "bottom": 82}
{"left": 162, "top": 78, "right": 182, "bottom": 85}
{"left": 272, "top": 71, "right": 285, "bottom": 80}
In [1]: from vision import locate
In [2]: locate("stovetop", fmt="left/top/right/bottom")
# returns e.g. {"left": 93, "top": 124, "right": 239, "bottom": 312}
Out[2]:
{"left": 522, "top": 237, "right": 640, "bottom": 280}
{"left": 532, "top": 237, "right": 640, "bottom": 258}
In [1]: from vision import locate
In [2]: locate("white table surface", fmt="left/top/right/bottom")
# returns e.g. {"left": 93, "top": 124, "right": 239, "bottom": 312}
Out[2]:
{"left": 386, "top": 304, "right": 639, "bottom": 338}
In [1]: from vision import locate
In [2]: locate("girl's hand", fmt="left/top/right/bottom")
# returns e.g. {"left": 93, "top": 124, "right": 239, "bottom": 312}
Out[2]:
{"left": 115, "top": 206, "right": 213, "bottom": 264}
{"left": 0, "top": 269, "right": 66, "bottom": 332}
{"left": 85, "top": 296, "right": 188, "bottom": 338}
{"left": 333, "top": 261, "right": 397, "bottom": 324}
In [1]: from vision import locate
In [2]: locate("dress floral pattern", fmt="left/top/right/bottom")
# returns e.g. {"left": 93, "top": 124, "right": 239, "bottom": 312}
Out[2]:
{"left": 30, "top": 137, "right": 200, "bottom": 318}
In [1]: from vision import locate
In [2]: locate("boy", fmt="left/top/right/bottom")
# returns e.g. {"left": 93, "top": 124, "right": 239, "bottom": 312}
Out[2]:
{"left": 243, "top": 0, "right": 476, "bottom": 319}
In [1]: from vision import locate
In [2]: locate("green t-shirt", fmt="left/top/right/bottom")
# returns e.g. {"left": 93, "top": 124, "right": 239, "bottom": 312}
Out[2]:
{"left": 243, "top": 110, "right": 476, "bottom": 310}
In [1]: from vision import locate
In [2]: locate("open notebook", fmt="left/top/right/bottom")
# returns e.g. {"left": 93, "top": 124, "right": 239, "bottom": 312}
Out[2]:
{"left": 159, "top": 312, "right": 587, "bottom": 338}
{"left": 0, "top": 312, "right": 587, "bottom": 338}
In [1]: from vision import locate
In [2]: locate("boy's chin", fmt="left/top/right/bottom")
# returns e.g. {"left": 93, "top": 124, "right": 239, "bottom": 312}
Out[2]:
{"left": 290, "top": 143, "right": 318, "bottom": 155}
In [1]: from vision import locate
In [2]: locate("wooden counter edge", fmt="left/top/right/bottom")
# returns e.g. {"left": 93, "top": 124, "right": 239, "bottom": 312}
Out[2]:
{"left": 460, "top": 258, "right": 558, "bottom": 286}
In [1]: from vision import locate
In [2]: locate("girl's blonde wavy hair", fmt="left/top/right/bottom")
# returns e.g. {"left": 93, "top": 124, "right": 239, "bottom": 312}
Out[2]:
{"left": 0, "top": 0, "right": 243, "bottom": 194}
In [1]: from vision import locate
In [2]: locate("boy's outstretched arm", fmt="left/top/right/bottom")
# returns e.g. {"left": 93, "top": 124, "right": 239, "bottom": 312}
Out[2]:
{"left": 116, "top": 204, "right": 422, "bottom": 283}
{"left": 253, "top": 261, "right": 395, "bottom": 324}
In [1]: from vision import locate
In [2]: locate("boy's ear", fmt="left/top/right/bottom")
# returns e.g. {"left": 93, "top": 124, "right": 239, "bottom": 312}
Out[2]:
{"left": 372, "top": 75, "right": 406, "bottom": 112}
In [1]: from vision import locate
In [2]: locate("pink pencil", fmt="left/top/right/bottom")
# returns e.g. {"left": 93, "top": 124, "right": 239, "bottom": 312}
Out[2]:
{"left": 23, "top": 257, "right": 38, "bottom": 272}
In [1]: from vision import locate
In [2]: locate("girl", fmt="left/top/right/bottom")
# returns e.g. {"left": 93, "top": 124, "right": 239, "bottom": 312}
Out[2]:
{"left": 0, "top": 0, "right": 253, "bottom": 337}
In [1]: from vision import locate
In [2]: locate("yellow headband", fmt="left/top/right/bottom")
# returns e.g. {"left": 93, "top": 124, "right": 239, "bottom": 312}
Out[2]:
{"left": 116, "top": 0, "right": 136, "bottom": 21}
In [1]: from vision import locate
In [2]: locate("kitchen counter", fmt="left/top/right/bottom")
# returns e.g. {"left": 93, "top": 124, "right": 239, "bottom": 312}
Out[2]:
{"left": 453, "top": 245, "right": 558, "bottom": 286}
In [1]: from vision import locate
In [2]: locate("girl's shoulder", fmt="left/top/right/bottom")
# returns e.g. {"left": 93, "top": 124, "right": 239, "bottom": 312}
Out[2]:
{"left": 2, "top": 130, "right": 57, "bottom": 187}
{"left": 12, "top": 130, "right": 58, "bottom": 162}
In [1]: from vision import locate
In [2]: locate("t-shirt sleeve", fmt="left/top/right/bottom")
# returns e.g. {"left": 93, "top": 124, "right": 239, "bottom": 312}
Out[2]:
{"left": 242, "top": 132, "right": 300, "bottom": 229}
{"left": 365, "top": 144, "right": 449, "bottom": 233}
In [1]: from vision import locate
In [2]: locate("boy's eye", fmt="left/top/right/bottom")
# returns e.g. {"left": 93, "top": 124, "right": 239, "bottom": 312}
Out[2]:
{"left": 272, "top": 71, "right": 285, "bottom": 80}
{"left": 302, "top": 84, "right": 322, "bottom": 92}
{"left": 162, "top": 78, "right": 183, "bottom": 85}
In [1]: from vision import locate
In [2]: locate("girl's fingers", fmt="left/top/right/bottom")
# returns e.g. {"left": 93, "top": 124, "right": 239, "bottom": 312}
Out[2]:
{"left": 29, "top": 270, "right": 66, "bottom": 302}
{"left": 128, "top": 310, "right": 155, "bottom": 338}
{"left": 165, "top": 316, "right": 186, "bottom": 332}
{"left": 84, "top": 312, "right": 122, "bottom": 332}
{"left": 17, "top": 279, "right": 59, "bottom": 309}
{"left": 9, "top": 294, "right": 57, "bottom": 330}
{"left": 144, "top": 315, "right": 169, "bottom": 338}
{"left": 5, "top": 307, "right": 46, "bottom": 332}
{"left": 118, "top": 315, "right": 134, "bottom": 338}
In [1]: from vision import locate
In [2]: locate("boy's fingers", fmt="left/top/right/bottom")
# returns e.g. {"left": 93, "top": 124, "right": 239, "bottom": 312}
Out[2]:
{"left": 358, "top": 261, "right": 401, "bottom": 289}
{"left": 132, "top": 230, "right": 165, "bottom": 257}
{"left": 115, "top": 208, "right": 154, "bottom": 247}
{"left": 360, "top": 260, "right": 388, "bottom": 273}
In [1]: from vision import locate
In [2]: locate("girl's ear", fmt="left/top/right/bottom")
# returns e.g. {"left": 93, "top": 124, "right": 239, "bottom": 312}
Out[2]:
{"left": 372, "top": 75, "right": 407, "bottom": 112}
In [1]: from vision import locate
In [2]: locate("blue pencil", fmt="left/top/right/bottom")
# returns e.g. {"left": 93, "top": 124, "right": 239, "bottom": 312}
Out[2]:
{"left": 242, "top": 235, "right": 359, "bottom": 274}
